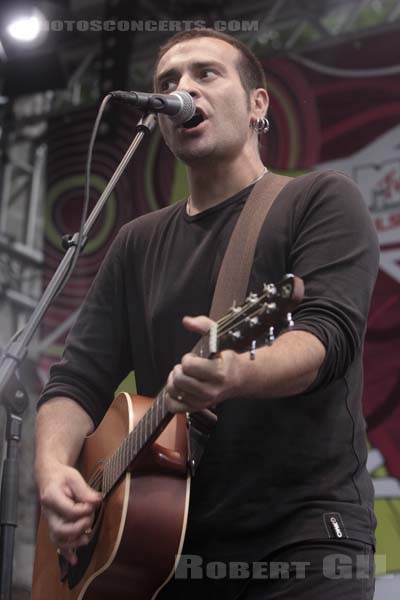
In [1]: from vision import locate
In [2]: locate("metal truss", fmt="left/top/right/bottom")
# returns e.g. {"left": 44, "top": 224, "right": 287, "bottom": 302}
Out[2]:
{"left": 0, "top": 42, "right": 98, "bottom": 348}
{"left": 0, "top": 133, "right": 46, "bottom": 323}
{"left": 119, "top": 0, "right": 400, "bottom": 88}
{"left": 239, "top": 0, "right": 400, "bottom": 55}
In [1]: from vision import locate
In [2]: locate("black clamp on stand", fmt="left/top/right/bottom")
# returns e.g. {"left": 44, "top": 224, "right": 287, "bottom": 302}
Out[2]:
{"left": 0, "top": 111, "right": 157, "bottom": 600}
{"left": 62, "top": 232, "right": 88, "bottom": 252}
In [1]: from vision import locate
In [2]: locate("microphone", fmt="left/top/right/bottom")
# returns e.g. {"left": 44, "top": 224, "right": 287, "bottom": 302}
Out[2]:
{"left": 110, "top": 90, "right": 195, "bottom": 125}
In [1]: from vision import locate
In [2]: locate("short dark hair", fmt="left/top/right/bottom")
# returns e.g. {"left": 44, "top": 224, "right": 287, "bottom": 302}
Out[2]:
{"left": 153, "top": 28, "right": 267, "bottom": 95}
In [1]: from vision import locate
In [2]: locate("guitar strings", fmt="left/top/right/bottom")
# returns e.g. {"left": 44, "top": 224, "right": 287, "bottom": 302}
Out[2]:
{"left": 209, "top": 281, "right": 292, "bottom": 335}
{"left": 86, "top": 281, "right": 295, "bottom": 495}
{"left": 207, "top": 286, "right": 292, "bottom": 340}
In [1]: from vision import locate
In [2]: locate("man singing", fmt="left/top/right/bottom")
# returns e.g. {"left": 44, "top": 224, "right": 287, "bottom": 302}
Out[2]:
{"left": 35, "top": 29, "right": 379, "bottom": 599}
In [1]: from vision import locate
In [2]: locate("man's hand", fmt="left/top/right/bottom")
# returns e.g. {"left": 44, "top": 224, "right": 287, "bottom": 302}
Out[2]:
{"left": 165, "top": 316, "right": 327, "bottom": 413}
{"left": 38, "top": 462, "right": 102, "bottom": 566}
{"left": 165, "top": 315, "right": 242, "bottom": 413}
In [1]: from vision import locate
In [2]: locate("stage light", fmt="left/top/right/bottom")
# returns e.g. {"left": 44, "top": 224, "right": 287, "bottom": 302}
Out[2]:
{"left": 7, "top": 16, "right": 40, "bottom": 42}
{"left": 5, "top": 9, "right": 46, "bottom": 45}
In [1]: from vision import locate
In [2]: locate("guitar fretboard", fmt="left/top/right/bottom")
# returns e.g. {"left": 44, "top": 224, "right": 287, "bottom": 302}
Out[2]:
{"left": 87, "top": 274, "right": 299, "bottom": 497}
{"left": 93, "top": 334, "right": 211, "bottom": 497}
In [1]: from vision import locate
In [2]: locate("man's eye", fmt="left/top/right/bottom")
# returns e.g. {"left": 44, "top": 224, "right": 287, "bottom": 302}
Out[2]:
{"left": 160, "top": 80, "right": 177, "bottom": 92}
{"left": 200, "top": 70, "right": 216, "bottom": 79}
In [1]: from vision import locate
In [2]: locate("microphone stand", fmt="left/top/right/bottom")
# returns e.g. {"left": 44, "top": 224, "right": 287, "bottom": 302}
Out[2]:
{"left": 0, "top": 112, "right": 157, "bottom": 600}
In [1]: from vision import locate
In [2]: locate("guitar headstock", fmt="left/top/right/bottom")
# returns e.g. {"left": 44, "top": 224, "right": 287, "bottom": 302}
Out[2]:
{"left": 209, "top": 274, "right": 304, "bottom": 355}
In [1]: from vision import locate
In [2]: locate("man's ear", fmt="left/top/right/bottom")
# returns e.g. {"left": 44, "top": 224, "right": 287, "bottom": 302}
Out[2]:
{"left": 252, "top": 88, "right": 269, "bottom": 120}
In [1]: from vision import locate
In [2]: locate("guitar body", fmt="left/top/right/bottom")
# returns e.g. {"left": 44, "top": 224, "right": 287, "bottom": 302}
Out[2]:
{"left": 32, "top": 275, "right": 303, "bottom": 599}
{"left": 32, "top": 392, "right": 190, "bottom": 600}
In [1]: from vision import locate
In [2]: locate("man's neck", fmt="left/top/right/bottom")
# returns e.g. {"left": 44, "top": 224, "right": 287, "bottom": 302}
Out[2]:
{"left": 186, "top": 156, "right": 266, "bottom": 216}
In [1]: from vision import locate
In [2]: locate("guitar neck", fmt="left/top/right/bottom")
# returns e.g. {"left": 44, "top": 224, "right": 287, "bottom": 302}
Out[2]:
{"left": 98, "top": 335, "right": 213, "bottom": 497}
{"left": 91, "top": 273, "right": 303, "bottom": 497}
{"left": 98, "top": 389, "right": 171, "bottom": 496}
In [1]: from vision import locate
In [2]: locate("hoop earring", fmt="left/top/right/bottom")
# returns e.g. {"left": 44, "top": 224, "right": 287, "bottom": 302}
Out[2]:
{"left": 254, "top": 117, "right": 270, "bottom": 134}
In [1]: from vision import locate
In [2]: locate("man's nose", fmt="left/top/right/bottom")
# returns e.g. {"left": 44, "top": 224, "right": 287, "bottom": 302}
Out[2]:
{"left": 176, "top": 75, "right": 200, "bottom": 98}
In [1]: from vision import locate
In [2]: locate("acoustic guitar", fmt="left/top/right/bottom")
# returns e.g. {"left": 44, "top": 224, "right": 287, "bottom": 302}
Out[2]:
{"left": 32, "top": 274, "right": 304, "bottom": 599}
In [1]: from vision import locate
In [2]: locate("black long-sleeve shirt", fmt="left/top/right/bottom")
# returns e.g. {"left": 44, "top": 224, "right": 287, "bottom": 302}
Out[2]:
{"left": 39, "top": 170, "right": 380, "bottom": 563}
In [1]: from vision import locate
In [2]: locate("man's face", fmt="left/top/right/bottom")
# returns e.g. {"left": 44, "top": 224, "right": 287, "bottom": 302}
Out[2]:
{"left": 154, "top": 37, "right": 255, "bottom": 165}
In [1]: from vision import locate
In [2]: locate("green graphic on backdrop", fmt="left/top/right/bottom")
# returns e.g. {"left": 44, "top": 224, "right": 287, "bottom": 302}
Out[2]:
{"left": 46, "top": 174, "right": 117, "bottom": 253}
{"left": 268, "top": 80, "right": 299, "bottom": 169}
{"left": 372, "top": 461, "right": 400, "bottom": 576}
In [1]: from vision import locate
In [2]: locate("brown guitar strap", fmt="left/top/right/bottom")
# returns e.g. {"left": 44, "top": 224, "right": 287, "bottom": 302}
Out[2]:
{"left": 188, "top": 171, "right": 292, "bottom": 475}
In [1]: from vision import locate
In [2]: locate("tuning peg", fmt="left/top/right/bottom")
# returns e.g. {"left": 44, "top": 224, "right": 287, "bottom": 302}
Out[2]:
{"left": 246, "top": 316, "right": 259, "bottom": 327}
{"left": 246, "top": 292, "right": 259, "bottom": 303}
{"left": 287, "top": 312, "right": 294, "bottom": 327}
{"left": 230, "top": 300, "right": 241, "bottom": 314}
{"left": 250, "top": 340, "right": 256, "bottom": 360}
{"left": 229, "top": 330, "right": 242, "bottom": 341}
{"left": 266, "top": 326, "right": 275, "bottom": 345}
{"left": 263, "top": 283, "right": 277, "bottom": 298}
{"left": 263, "top": 301, "right": 277, "bottom": 314}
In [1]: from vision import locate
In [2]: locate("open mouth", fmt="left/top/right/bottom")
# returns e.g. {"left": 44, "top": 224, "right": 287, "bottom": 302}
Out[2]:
{"left": 182, "top": 112, "right": 205, "bottom": 129}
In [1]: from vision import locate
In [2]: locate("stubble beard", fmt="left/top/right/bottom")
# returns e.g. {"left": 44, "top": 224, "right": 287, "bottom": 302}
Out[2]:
{"left": 169, "top": 134, "right": 217, "bottom": 165}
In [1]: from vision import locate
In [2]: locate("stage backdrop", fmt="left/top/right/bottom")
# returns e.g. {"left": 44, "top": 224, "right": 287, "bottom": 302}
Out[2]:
{"left": 41, "top": 28, "right": 400, "bottom": 596}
